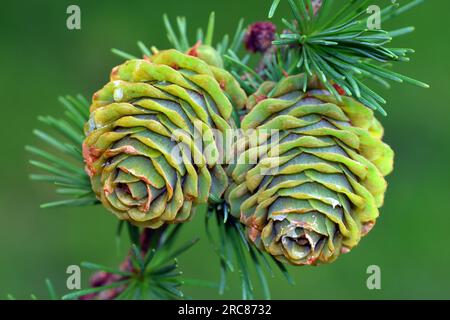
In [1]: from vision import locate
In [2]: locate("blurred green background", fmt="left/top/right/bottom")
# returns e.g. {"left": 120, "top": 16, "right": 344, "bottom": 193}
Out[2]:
{"left": 1, "top": 0, "right": 449, "bottom": 300}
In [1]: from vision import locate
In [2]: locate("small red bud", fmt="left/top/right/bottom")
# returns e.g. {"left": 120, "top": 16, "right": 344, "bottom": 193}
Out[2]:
{"left": 244, "top": 22, "right": 277, "bottom": 54}
{"left": 333, "top": 84, "right": 346, "bottom": 96}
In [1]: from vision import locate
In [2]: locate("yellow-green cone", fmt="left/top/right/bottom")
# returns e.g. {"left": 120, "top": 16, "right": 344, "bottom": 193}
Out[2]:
{"left": 226, "top": 75, "right": 394, "bottom": 266}
{"left": 83, "top": 49, "right": 246, "bottom": 228}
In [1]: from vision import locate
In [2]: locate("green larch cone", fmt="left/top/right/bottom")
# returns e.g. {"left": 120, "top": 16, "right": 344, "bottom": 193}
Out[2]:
{"left": 226, "top": 74, "right": 394, "bottom": 266}
{"left": 83, "top": 49, "right": 246, "bottom": 228}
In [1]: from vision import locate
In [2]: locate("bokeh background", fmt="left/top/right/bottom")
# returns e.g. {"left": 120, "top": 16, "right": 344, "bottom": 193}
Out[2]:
{"left": 1, "top": 0, "right": 449, "bottom": 300}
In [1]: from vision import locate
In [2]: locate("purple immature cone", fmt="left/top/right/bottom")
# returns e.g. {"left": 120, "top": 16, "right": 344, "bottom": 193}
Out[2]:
{"left": 244, "top": 22, "right": 276, "bottom": 53}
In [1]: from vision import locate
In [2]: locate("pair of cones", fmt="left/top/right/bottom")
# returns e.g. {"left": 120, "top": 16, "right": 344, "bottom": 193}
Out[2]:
{"left": 82, "top": 47, "right": 393, "bottom": 266}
